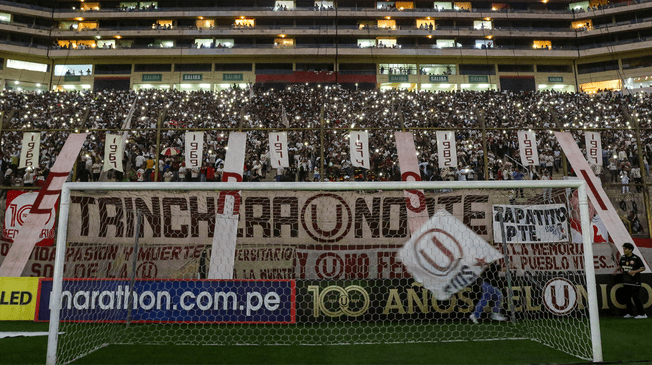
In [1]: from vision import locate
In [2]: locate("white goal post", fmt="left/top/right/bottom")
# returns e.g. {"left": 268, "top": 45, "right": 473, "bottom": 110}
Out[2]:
{"left": 46, "top": 180, "right": 602, "bottom": 365}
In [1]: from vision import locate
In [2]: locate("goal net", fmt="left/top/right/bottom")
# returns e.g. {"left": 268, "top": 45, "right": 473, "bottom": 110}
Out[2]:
{"left": 45, "top": 180, "right": 601, "bottom": 364}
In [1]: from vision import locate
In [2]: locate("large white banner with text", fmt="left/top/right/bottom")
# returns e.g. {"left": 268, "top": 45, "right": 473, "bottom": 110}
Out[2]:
{"left": 492, "top": 204, "right": 569, "bottom": 244}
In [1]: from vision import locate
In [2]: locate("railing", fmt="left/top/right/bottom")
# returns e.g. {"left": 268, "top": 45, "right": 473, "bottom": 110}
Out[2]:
{"left": 46, "top": 42, "right": 582, "bottom": 52}
{"left": 0, "top": 0, "right": 630, "bottom": 16}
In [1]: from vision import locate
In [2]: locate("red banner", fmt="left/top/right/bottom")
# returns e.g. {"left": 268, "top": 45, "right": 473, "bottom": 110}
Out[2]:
{"left": 2, "top": 190, "right": 57, "bottom": 247}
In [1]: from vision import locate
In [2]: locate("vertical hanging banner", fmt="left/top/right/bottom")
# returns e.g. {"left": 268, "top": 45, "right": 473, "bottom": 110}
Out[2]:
{"left": 0, "top": 133, "right": 87, "bottom": 277}
{"left": 585, "top": 131, "right": 602, "bottom": 166}
{"left": 209, "top": 132, "right": 246, "bottom": 280}
{"left": 395, "top": 132, "right": 429, "bottom": 235}
{"left": 350, "top": 131, "right": 370, "bottom": 169}
{"left": 436, "top": 131, "right": 457, "bottom": 168}
{"left": 281, "top": 105, "right": 290, "bottom": 128}
{"left": 19, "top": 132, "right": 40, "bottom": 169}
{"left": 185, "top": 132, "right": 204, "bottom": 168}
{"left": 269, "top": 132, "right": 289, "bottom": 169}
{"left": 518, "top": 130, "right": 539, "bottom": 166}
{"left": 555, "top": 131, "right": 650, "bottom": 272}
{"left": 103, "top": 134, "right": 123, "bottom": 172}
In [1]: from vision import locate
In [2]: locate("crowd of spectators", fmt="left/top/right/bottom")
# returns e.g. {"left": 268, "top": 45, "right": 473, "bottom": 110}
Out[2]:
{"left": 1, "top": 87, "right": 652, "bottom": 194}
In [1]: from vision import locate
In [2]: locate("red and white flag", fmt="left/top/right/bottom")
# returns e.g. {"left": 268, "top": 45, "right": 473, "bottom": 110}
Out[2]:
{"left": 209, "top": 132, "right": 246, "bottom": 280}
{"left": 395, "top": 132, "right": 428, "bottom": 234}
{"left": 185, "top": 132, "right": 203, "bottom": 168}
{"left": 2, "top": 191, "right": 57, "bottom": 246}
{"left": 518, "top": 130, "right": 539, "bottom": 166}
{"left": 19, "top": 132, "right": 40, "bottom": 169}
{"left": 0, "top": 133, "right": 87, "bottom": 277}
{"left": 103, "top": 134, "right": 123, "bottom": 172}
{"left": 269, "top": 132, "right": 289, "bottom": 168}
{"left": 349, "top": 131, "right": 369, "bottom": 169}
{"left": 436, "top": 131, "right": 457, "bottom": 168}
{"left": 585, "top": 131, "right": 602, "bottom": 166}
{"left": 555, "top": 131, "right": 650, "bottom": 272}
{"left": 398, "top": 209, "right": 503, "bottom": 300}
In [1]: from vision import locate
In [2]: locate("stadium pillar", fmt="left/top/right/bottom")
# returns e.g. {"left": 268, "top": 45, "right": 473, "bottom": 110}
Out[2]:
{"left": 622, "top": 106, "right": 652, "bottom": 235}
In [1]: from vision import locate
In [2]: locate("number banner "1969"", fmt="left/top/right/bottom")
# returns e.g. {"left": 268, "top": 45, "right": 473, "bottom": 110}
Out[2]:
{"left": 185, "top": 132, "right": 204, "bottom": 168}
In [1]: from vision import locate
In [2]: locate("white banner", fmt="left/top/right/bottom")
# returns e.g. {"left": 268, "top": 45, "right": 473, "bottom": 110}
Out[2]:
{"left": 103, "top": 134, "right": 123, "bottom": 172}
{"left": 209, "top": 132, "right": 247, "bottom": 279}
{"left": 492, "top": 204, "right": 569, "bottom": 244}
{"left": 518, "top": 130, "right": 539, "bottom": 166}
{"left": 349, "top": 131, "right": 370, "bottom": 169}
{"left": 585, "top": 131, "right": 602, "bottom": 166}
{"left": 19, "top": 132, "right": 40, "bottom": 169}
{"left": 395, "top": 132, "right": 429, "bottom": 234}
{"left": 555, "top": 131, "right": 650, "bottom": 272}
{"left": 503, "top": 242, "right": 618, "bottom": 274}
{"left": 209, "top": 214, "right": 239, "bottom": 279}
{"left": 281, "top": 105, "right": 289, "bottom": 128}
{"left": 0, "top": 133, "right": 87, "bottom": 277}
{"left": 269, "top": 132, "right": 289, "bottom": 169}
{"left": 66, "top": 189, "right": 495, "bottom": 246}
{"left": 185, "top": 132, "right": 203, "bottom": 168}
{"left": 436, "top": 131, "right": 457, "bottom": 168}
{"left": 398, "top": 209, "right": 503, "bottom": 300}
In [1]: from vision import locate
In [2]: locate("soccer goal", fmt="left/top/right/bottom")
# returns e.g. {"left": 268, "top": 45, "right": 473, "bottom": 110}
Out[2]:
{"left": 45, "top": 180, "right": 602, "bottom": 364}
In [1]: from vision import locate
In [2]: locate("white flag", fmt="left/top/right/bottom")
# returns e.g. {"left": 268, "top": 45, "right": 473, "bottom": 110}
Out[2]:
{"left": 518, "top": 130, "right": 539, "bottom": 166}
{"left": 398, "top": 209, "right": 503, "bottom": 300}
{"left": 19, "top": 132, "right": 40, "bottom": 169}
{"left": 585, "top": 131, "right": 602, "bottom": 166}
{"left": 436, "top": 131, "right": 457, "bottom": 168}
{"left": 281, "top": 105, "right": 289, "bottom": 128}
{"left": 103, "top": 134, "right": 123, "bottom": 172}
{"left": 350, "top": 131, "right": 369, "bottom": 169}
{"left": 269, "top": 132, "right": 289, "bottom": 168}
{"left": 185, "top": 132, "right": 203, "bottom": 168}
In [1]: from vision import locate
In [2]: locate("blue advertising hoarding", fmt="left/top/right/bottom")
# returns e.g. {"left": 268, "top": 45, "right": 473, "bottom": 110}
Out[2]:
{"left": 36, "top": 279, "right": 295, "bottom": 324}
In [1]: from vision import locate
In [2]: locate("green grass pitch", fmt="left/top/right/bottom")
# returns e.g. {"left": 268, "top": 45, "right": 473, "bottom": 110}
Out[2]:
{"left": 1, "top": 318, "right": 651, "bottom": 364}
